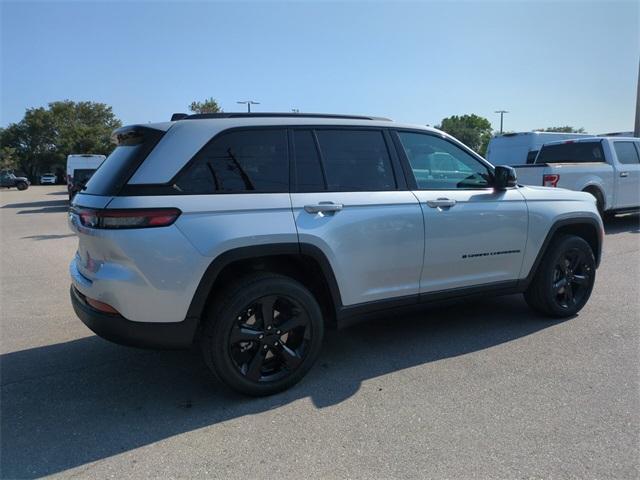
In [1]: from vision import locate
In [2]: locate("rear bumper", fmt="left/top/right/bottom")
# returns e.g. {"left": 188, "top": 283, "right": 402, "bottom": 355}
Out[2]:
{"left": 70, "top": 286, "right": 198, "bottom": 349}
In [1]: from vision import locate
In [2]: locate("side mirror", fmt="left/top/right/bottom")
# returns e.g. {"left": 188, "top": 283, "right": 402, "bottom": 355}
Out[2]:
{"left": 493, "top": 165, "right": 517, "bottom": 190}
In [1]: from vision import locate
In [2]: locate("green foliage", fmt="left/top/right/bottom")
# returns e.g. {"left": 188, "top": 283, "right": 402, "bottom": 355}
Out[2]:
{"left": 0, "top": 100, "right": 121, "bottom": 180}
{"left": 535, "top": 126, "right": 585, "bottom": 133}
{"left": 436, "top": 114, "right": 493, "bottom": 156}
{"left": 0, "top": 144, "right": 18, "bottom": 172}
{"left": 189, "top": 97, "right": 222, "bottom": 114}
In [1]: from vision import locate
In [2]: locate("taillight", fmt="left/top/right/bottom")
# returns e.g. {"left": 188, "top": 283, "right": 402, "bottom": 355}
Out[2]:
{"left": 543, "top": 174, "right": 560, "bottom": 187}
{"left": 74, "top": 208, "right": 181, "bottom": 229}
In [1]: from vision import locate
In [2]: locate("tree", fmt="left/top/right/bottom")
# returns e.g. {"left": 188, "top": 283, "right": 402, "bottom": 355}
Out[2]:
{"left": 0, "top": 144, "right": 18, "bottom": 172}
{"left": 189, "top": 97, "right": 222, "bottom": 114}
{"left": 436, "top": 114, "right": 493, "bottom": 156}
{"left": 0, "top": 100, "right": 121, "bottom": 180}
{"left": 535, "top": 126, "right": 586, "bottom": 133}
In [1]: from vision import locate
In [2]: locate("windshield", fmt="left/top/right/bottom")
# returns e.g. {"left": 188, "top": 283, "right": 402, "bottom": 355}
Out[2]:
{"left": 537, "top": 141, "right": 604, "bottom": 164}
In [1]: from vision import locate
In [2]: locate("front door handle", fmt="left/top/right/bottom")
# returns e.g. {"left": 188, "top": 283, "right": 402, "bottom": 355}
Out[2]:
{"left": 620, "top": 171, "right": 629, "bottom": 178}
{"left": 304, "top": 202, "right": 344, "bottom": 214}
{"left": 426, "top": 198, "right": 457, "bottom": 208}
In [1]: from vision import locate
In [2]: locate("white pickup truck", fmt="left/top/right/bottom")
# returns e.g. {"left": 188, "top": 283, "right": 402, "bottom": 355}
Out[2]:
{"left": 515, "top": 137, "right": 640, "bottom": 216}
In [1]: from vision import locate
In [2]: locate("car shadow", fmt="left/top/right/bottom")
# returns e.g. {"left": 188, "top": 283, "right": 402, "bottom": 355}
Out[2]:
{"left": 0, "top": 294, "right": 563, "bottom": 478}
{"left": 604, "top": 213, "right": 639, "bottom": 235}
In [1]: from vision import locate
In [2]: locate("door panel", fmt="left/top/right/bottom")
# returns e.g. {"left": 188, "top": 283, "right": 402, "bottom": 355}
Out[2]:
{"left": 290, "top": 191, "right": 424, "bottom": 306}
{"left": 612, "top": 141, "right": 640, "bottom": 209}
{"left": 413, "top": 188, "right": 528, "bottom": 292}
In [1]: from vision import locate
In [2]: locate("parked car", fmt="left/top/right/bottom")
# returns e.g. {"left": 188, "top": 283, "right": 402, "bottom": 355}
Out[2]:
{"left": 66, "top": 154, "right": 106, "bottom": 201}
{"left": 514, "top": 137, "right": 640, "bottom": 216}
{"left": 40, "top": 172, "right": 57, "bottom": 185}
{"left": 69, "top": 112, "right": 603, "bottom": 396}
{"left": 486, "top": 131, "right": 592, "bottom": 166}
{"left": 0, "top": 172, "right": 30, "bottom": 190}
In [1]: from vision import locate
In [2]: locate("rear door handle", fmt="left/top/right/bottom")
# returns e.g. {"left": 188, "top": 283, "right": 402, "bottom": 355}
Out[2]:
{"left": 304, "top": 202, "right": 344, "bottom": 214}
{"left": 426, "top": 198, "right": 457, "bottom": 208}
{"left": 620, "top": 172, "right": 629, "bottom": 178}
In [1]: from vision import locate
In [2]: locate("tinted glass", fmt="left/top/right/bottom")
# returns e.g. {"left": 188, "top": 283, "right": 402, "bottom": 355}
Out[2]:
{"left": 175, "top": 129, "right": 288, "bottom": 194}
{"left": 397, "top": 132, "right": 491, "bottom": 189}
{"left": 536, "top": 142, "right": 604, "bottom": 164}
{"left": 613, "top": 142, "right": 640, "bottom": 165}
{"left": 293, "top": 130, "right": 325, "bottom": 192}
{"left": 83, "top": 146, "right": 137, "bottom": 195}
{"left": 315, "top": 130, "right": 395, "bottom": 191}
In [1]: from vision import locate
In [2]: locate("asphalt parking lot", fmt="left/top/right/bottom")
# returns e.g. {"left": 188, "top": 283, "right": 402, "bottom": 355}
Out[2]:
{"left": 1, "top": 186, "right": 638, "bottom": 479}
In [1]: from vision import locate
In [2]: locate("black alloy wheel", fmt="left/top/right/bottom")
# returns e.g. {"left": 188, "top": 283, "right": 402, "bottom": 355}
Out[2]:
{"left": 201, "top": 272, "right": 324, "bottom": 396}
{"left": 551, "top": 247, "right": 593, "bottom": 310}
{"left": 228, "top": 295, "right": 311, "bottom": 383}
{"left": 524, "top": 234, "right": 596, "bottom": 318}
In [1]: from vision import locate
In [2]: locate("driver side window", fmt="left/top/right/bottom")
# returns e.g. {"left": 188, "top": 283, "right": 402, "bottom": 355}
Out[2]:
{"left": 397, "top": 131, "right": 491, "bottom": 190}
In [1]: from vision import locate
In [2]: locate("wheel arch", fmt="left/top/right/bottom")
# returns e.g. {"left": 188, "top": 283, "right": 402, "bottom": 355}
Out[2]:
{"left": 520, "top": 217, "right": 603, "bottom": 289}
{"left": 186, "top": 243, "right": 343, "bottom": 326}
{"left": 581, "top": 184, "right": 607, "bottom": 212}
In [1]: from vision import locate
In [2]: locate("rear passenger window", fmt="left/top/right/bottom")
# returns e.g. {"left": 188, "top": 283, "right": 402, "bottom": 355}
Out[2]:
{"left": 293, "top": 130, "right": 326, "bottom": 192}
{"left": 614, "top": 142, "right": 640, "bottom": 165}
{"left": 315, "top": 130, "right": 396, "bottom": 191}
{"left": 175, "top": 129, "right": 288, "bottom": 193}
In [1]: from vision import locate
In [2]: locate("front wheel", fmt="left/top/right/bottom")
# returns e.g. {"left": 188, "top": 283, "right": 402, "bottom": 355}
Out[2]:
{"left": 200, "top": 273, "right": 324, "bottom": 396}
{"left": 16, "top": 182, "right": 28, "bottom": 191}
{"left": 524, "top": 234, "right": 596, "bottom": 318}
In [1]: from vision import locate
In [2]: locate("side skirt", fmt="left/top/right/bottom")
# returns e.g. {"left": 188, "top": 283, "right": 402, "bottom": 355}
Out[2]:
{"left": 336, "top": 280, "right": 522, "bottom": 329}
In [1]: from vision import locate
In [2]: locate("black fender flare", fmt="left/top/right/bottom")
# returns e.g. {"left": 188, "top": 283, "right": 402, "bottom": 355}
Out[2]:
{"left": 518, "top": 216, "right": 602, "bottom": 289}
{"left": 185, "top": 242, "right": 343, "bottom": 320}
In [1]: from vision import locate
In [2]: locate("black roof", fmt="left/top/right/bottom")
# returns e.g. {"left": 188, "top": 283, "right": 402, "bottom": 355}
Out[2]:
{"left": 171, "top": 112, "right": 391, "bottom": 121}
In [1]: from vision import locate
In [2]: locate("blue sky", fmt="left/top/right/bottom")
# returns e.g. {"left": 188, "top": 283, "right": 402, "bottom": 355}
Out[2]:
{"left": 1, "top": 1, "right": 638, "bottom": 134}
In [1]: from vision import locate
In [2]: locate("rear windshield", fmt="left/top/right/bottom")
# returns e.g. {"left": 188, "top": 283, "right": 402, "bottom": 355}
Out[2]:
{"left": 536, "top": 141, "right": 604, "bottom": 164}
{"left": 82, "top": 145, "right": 142, "bottom": 195}
{"left": 82, "top": 127, "right": 164, "bottom": 196}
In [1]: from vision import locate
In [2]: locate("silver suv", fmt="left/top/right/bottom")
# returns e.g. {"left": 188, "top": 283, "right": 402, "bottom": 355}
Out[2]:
{"left": 69, "top": 113, "right": 603, "bottom": 396}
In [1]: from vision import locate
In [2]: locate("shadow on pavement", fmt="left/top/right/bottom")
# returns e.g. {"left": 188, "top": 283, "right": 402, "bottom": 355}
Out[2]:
{"left": 1, "top": 199, "right": 69, "bottom": 215}
{"left": 604, "top": 213, "right": 639, "bottom": 235}
{"left": 0, "top": 294, "right": 562, "bottom": 478}
{"left": 22, "top": 234, "right": 75, "bottom": 241}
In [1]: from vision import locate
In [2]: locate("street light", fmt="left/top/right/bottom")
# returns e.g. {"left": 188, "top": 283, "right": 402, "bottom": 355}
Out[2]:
{"left": 495, "top": 110, "right": 509, "bottom": 134}
{"left": 237, "top": 100, "right": 260, "bottom": 113}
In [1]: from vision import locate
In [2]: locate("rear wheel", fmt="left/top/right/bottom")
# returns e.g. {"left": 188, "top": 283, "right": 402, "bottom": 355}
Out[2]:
{"left": 200, "top": 272, "right": 324, "bottom": 396}
{"left": 524, "top": 234, "right": 596, "bottom": 318}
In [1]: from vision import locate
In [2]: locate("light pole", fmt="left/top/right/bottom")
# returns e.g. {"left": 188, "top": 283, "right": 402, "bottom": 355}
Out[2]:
{"left": 237, "top": 100, "right": 260, "bottom": 113}
{"left": 495, "top": 110, "right": 509, "bottom": 134}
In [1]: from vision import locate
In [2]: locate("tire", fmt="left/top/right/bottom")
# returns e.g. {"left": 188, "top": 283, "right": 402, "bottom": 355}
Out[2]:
{"left": 524, "top": 234, "right": 596, "bottom": 318}
{"left": 199, "top": 272, "right": 324, "bottom": 396}
{"left": 16, "top": 182, "right": 28, "bottom": 191}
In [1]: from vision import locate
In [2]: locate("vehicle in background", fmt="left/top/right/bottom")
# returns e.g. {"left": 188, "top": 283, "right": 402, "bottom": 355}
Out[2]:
{"left": 0, "top": 172, "right": 30, "bottom": 190}
{"left": 40, "top": 173, "right": 57, "bottom": 185}
{"left": 66, "top": 154, "right": 106, "bottom": 201}
{"left": 514, "top": 137, "right": 640, "bottom": 216}
{"left": 486, "top": 132, "right": 592, "bottom": 166}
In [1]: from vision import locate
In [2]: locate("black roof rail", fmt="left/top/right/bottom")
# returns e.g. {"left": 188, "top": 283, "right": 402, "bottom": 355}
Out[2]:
{"left": 172, "top": 112, "right": 392, "bottom": 121}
